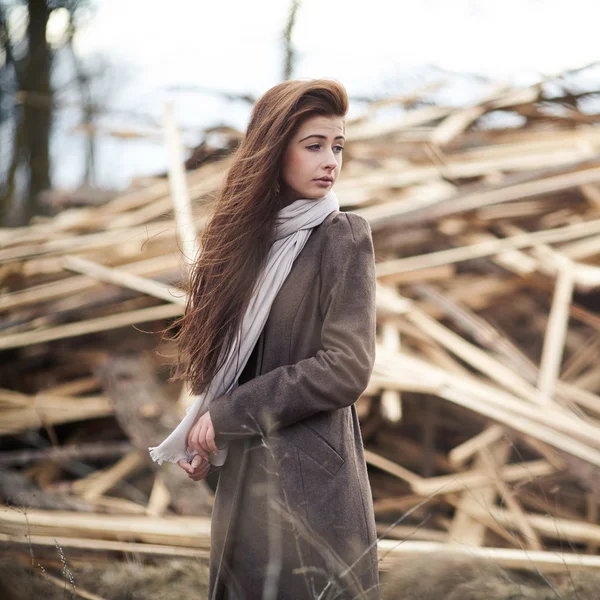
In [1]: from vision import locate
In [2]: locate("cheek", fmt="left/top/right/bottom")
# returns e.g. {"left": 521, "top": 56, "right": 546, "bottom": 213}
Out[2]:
{"left": 283, "top": 149, "right": 312, "bottom": 183}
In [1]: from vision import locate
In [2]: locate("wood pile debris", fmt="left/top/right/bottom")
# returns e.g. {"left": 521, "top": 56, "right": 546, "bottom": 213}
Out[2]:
{"left": 2, "top": 70, "right": 600, "bottom": 587}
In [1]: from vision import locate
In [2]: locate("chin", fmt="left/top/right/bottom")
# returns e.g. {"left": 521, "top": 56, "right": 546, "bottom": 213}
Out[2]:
{"left": 308, "top": 187, "right": 334, "bottom": 199}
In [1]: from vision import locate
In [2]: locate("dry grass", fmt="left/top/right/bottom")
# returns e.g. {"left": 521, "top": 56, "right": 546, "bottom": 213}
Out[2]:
{"left": 380, "top": 552, "right": 600, "bottom": 600}
{"left": 2, "top": 550, "right": 600, "bottom": 599}
{"left": 0, "top": 554, "right": 210, "bottom": 600}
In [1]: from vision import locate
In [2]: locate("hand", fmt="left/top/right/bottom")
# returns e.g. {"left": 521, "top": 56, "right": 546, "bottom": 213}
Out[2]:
{"left": 178, "top": 454, "right": 211, "bottom": 481}
{"left": 187, "top": 410, "right": 219, "bottom": 460}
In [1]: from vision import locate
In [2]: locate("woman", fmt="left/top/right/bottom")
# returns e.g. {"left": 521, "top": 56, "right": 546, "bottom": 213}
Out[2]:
{"left": 153, "top": 79, "right": 379, "bottom": 599}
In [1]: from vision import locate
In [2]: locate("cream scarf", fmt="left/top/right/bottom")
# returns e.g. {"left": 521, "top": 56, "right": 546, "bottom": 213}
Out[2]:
{"left": 149, "top": 189, "right": 340, "bottom": 466}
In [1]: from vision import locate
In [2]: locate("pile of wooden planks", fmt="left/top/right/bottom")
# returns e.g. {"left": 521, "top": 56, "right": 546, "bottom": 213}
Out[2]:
{"left": 2, "top": 72, "right": 600, "bottom": 581}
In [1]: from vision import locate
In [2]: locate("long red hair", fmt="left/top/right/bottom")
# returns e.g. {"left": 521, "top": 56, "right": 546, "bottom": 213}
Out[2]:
{"left": 169, "top": 79, "right": 349, "bottom": 394}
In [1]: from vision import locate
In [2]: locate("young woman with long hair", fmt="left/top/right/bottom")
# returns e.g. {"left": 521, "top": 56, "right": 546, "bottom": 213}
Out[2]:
{"left": 150, "top": 79, "right": 379, "bottom": 600}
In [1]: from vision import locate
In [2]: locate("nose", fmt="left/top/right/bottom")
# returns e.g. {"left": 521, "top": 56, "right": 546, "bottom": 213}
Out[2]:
{"left": 323, "top": 149, "right": 337, "bottom": 171}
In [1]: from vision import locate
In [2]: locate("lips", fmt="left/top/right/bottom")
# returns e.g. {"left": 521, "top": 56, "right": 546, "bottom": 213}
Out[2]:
{"left": 315, "top": 177, "right": 333, "bottom": 183}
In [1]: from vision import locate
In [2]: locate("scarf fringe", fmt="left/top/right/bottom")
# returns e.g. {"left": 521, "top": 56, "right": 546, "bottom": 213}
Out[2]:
{"left": 148, "top": 446, "right": 186, "bottom": 466}
{"left": 148, "top": 442, "right": 229, "bottom": 467}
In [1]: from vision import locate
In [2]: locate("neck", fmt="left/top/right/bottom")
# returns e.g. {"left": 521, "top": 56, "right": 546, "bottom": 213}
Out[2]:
{"left": 278, "top": 185, "right": 301, "bottom": 210}
{"left": 279, "top": 186, "right": 333, "bottom": 210}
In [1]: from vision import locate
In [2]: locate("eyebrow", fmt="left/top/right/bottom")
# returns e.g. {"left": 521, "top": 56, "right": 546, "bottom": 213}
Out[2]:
{"left": 298, "top": 134, "right": 346, "bottom": 142}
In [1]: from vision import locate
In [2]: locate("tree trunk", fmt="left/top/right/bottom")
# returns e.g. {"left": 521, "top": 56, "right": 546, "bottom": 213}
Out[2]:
{"left": 21, "top": 0, "right": 53, "bottom": 223}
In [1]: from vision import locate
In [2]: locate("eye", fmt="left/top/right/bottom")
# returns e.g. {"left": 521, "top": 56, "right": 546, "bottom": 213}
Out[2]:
{"left": 307, "top": 144, "right": 321, "bottom": 151}
{"left": 334, "top": 145, "right": 344, "bottom": 153}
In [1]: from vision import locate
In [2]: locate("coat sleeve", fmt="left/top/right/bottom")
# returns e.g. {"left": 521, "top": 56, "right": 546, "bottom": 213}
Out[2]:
{"left": 208, "top": 212, "right": 377, "bottom": 441}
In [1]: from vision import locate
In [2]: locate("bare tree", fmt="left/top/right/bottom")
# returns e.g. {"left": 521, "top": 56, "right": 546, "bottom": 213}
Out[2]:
{"left": 0, "top": 0, "right": 91, "bottom": 226}
{"left": 282, "top": 0, "right": 301, "bottom": 81}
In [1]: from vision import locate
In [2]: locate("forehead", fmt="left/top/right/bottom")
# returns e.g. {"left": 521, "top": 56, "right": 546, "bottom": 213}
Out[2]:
{"left": 294, "top": 115, "right": 345, "bottom": 138}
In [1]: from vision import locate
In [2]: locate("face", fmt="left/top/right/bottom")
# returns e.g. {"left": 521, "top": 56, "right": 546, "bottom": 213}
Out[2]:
{"left": 280, "top": 114, "right": 345, "bottom": 203}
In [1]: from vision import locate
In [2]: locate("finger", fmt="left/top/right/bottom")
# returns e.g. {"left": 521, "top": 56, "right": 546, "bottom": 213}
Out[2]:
{"left": 189, "top": 464, "right": 211, "bottom": 481}
{"left": 191, "top": 454, "right": 205, "bottom": 469}
{"left": 187, "top": 424, "right": 199, "bottom": 454}
{"left": 187, "top": 456, "right": 208, "bottom": 473}
{"left": 194, "top": 458, "right": 210, "bottom": 472}
{"left": 190, "top": 428, "right": 209, "bottom": 460}
{"left": 187, "top": 427, "right": 197, "bottom": 453}
{"left": 206, "top": 426, "right": 218, "bottom": 456}
{"left": 188, "top": 437, "right": 197, "bottom": 455}
{"left": 177, "top": 459, "right": 193, "bottom": 474}
{"left": 197, "top": 422, "right": 210, "bottom": 459}
{"left": 187, "top": 422, "right": 207, "bottom": 460}
{"left": 198, "top": 420, "right": 210, "bottom": 455}
{"left": 198, "top": 419, "right": 208, "bottom": 452}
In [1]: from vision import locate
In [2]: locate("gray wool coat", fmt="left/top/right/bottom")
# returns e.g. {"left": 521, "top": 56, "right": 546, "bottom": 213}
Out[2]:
{"left": 206, "top": 210, "right": 380, "bottom": 600}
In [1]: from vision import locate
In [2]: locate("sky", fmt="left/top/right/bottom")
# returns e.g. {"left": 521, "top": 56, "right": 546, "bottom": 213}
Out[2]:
{"left": 43, "top": 0, "right": 600, "bottom": 188}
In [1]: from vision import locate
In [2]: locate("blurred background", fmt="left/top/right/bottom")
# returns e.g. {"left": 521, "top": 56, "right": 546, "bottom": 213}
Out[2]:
{"left": 2, "top": 2, "right": 600, "bottom": 599}
{"left": 1, "top": 0, "right": 599, "bottom": 224}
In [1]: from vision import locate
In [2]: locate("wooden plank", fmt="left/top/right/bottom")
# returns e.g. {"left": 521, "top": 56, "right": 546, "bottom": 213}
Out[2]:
{"left": 0, "top": 254, "right": 180, "bottom": 312}
{"left": 163, "top": 105, "right": 199, "bottom": 414}
{"left": 376, "top": 540, "right": 600, "bottom": 573}
{"left": 373, "top": 349, "right": 600, "bottom": 466}
{"left": 0, "top": 531, "right": 209, "bottom": 559}
{"left": 73, "top": 451, "right": 145, "bottom": 501}
{"left": 413, "top": 459, "right": 554, "bottom": 497}
{"left": 406, "top": 308, "right": 543, "bottom": 405}
{"left": 415, "top": 283, "right": 539, "bottom": 385}
{"left": 537, "top": 257, "right": 575, "bottom": 401}
{"left": 163, "top": 102, "right": 200, "bottom": 267}
{"left": 479, "top": 447, "right": 543, "bottom": 551}
{"left": 0, "top": 222, "right": 176, "bottom": 264}
{"left": 3, "top": 531, "right": 600, "bottom": 573}
{"left": 376, "top": 217, "right": 600, "bottom": 277}
{"left": 429, "top": 164, "right": 600, "bottom": 220}
{"left": 0, "top": 395, "right": 113, "bottom": 435}
{"left": 62, "top": 255, "right": 186, "bottom": 305}
{"left": 448, "top": 439, "right": 511, "bottom": 546}
{"left": 449, "top": 425, "right": 506, "bottom": 468}
{"left": 380, "top": 320, "right": 402, "bottom": 423}
{"left": 0, "top": 441, "right": 131, "bottom": 467}
{"left": 0, "top": 506, "right": 212, "bottom": 547}
{"left": 146, "top": 475, "right": 171, "bottom": 517}
{"left": 0, "top": 303, "right": 183, "bottom": 350}
{"left": 456, "top": 503, "right": 600, "bottom": 545}
{"left": 363, "top": 449, "right": 423, "bottom": 487}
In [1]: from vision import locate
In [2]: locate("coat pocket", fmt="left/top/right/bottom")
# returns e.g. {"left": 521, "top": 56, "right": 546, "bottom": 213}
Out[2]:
{"left": 280, "top": 421, "right": 345, "bottom": 476}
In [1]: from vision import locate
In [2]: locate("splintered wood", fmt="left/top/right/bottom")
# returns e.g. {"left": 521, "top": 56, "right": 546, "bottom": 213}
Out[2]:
{"left": 2, "top": 72, "right": 600, "bottom": 573}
